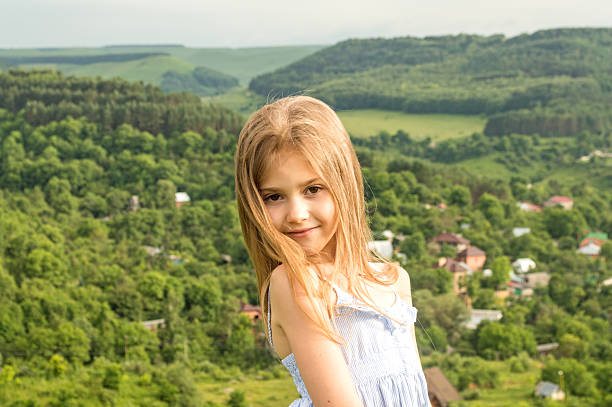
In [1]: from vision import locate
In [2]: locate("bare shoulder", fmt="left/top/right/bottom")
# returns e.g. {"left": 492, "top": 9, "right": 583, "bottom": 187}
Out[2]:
{"left": 269, "top": 264, "right": 317, "bottom": 320}
{"left": 394, "top": 265, "right": 413, "bottom": 304}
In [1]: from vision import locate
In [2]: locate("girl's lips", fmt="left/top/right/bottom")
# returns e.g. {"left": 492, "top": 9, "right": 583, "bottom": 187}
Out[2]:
{"left": 286, "top": 226, "right": 317, "bottom": 238}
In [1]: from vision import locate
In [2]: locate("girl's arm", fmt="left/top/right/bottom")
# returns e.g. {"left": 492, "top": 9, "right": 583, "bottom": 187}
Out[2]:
{"left": 270, "top": 266, "right": 364, "bottom": 407}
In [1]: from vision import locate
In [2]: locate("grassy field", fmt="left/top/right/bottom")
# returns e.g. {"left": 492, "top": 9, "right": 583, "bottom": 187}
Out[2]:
{"left": 199, "top": 375, "right": 298, "bottom": 406}
{"left": 198, "top": 358, "right": 557, "bottom": 407}
{"left": 337, "top": 109, "right": 487, "bottom": 141}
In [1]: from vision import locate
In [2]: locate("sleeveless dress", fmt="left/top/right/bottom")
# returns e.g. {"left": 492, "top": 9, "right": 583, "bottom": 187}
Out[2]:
{"left": 267, "top": 277, "right": 430, "bottom": 407}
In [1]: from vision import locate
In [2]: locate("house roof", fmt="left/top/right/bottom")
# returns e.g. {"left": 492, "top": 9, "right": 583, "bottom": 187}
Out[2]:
{"left": 547, "top": 196, "right": 573, "bottom": 203}
{"left": 512, "top": 227, "right": 531, "bottom": 237}
{"left": 424, "top": 367, "right": 461, "bottom": 406}
{"left": 524, "top": 272, "right": 550, "bottom": 288}
{"left": 517, "top": 202, "right": 542, "bottom": 212}
{"left": 465, "top": 309, "right": 502, "bottom": 329}
{"left": 432, "top": 232, "right": 469, "bottom": 245}
{"left": 239, "top": 302, "right": 262, "bottom": 314}
{"left": 175, "top": 192, "right": 191, "bottom": 203}
{"left": 512, "top": 258, "right": 536, "bottom": 273}
{"left": 437, "top": 257, "right": 471, "bottom": 274}
{"left": 582, "top": 231, "right": 608, "bottom": 241}
{"left": 535, "top": 381, "right": 562, "bottom": 397}
{"left": 536, "top": 343, "right": 559, "bottom": 352}
{"left": 579, "top": 237, "right": 606, "bottom": 248}
{"left": 457, "top": 246, "right": 485, "bottom": 258}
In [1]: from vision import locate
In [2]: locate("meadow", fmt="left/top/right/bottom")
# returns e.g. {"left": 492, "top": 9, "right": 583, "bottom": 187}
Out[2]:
{"left": 336, "top": 109, "right": 486, "bottom": 141}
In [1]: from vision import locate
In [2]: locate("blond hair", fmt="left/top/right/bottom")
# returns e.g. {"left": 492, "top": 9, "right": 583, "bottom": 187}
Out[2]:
{"left": 235, "top": 96, "right": 398, "bottom": 342}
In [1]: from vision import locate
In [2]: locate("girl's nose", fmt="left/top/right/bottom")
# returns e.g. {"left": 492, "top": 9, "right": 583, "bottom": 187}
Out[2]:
{"left": 286, "top": 198, "right": 309, "bottom": 223}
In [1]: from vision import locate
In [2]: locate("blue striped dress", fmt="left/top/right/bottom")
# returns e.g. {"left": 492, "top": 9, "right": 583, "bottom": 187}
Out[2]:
{"left": 267, "top": 279, "right": 430, "bottom": 406}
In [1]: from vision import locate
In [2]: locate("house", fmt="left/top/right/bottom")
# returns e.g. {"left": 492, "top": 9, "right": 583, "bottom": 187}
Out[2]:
{"left": 579, "top": 231, "right": 608, "bottom": 249}
{"left": 128, "top": 195, "right": 140, "bottom": 211}
{"left": 517, "top": 201, "right": 542, "bottom": 212}
{"left": 534, "top": 381, "right": 565, "bottom": 401}
{"left": 601, "top": 277, "right": 612, "bottom": 288}
{"left": 424, "top": 367, "right": 461, "bottom": 407}
{"left": 523, "top": 272, "right": 550, "bottom": 289}
{"left": 142, "top": 319, "right": 166, "bottom": 332}
{"left": 512, "top": 227, "right": 531, "bottom": 237}
{"left": 536, "top": 343, "right": 559, "bottom": 357}
{"left": 577, "top": 243, "right": 601, "bottom": 258}
{"left": 544, "top": 196, "right": 573, "bottom": 210}
{"left": 456, "top": 246, "right": 486, "bottom": 271}
{"left": 382, "top": 230, "right": 394, "bottom": 240}
{"left": 368, "top": 240, "right": 393, "bottom": 259}
{"left": 512, "top": 258, "right": 536, "bottom": 274}
{"left": 143, "top": 246, "right": 162, "bottom": 256}
{"left": 465, "top": 309, "right": 502, "bottom": 330}
{"left": 430, "top": 232, "right": 470, "bottom": 253}
{"left": 175, "top": 192, "right": 191, "bottom": 208}
{"left": 239, "top": 302, "right": 262, "bottom": 322}
{"left": 578, "top": 149, "right": 612, "bottom": 162}
{"left": 436, "top": 257, "right": 471, "bottom": 296}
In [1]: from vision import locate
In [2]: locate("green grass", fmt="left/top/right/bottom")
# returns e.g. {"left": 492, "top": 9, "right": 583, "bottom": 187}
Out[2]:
{"left": 459, "top": 361, "right": 540, "bottom": 407}
{"left": 199, "top": 375, "right": 298, "bottom": 406}
{"left": 337, "top": 109, "right": 487, "bottom": 140}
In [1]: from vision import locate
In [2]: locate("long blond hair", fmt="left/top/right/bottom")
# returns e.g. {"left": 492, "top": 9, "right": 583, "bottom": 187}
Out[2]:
{"left": 235, "top": 96, "right": 398, "bottom": 342}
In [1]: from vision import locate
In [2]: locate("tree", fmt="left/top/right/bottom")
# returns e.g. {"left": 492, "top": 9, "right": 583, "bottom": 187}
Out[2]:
{"left": 541, "top": 358, "right": 597, "bottom": 397}
{"left": 449, "top": 185, "right": 472, "bottom": 207}
{"left": 477, "top": 321, "right": 536, "bottom": 359}
{"left": 488, "top": 256, "right": 511, "bottom": 289}
{"left": 477, "top": 193, "right": 504, "bottom": 227}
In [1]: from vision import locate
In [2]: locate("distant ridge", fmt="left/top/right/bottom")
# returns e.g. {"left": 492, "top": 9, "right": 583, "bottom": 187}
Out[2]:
{"left": 0, "top": 53, "right": 169, "bottom": 65}
{"left": 249, "top": 27, "right": 612, "bottom": 136}
{"left": 103, "top": 44, "right": 185, "bottom": 48}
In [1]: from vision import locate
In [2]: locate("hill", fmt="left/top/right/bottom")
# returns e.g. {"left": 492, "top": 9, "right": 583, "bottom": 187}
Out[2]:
{"left": 250, "top": 28, "right": 612, "bottom": 137}
{"left": 0, "top": 44, "right": 324, "bottom": 92}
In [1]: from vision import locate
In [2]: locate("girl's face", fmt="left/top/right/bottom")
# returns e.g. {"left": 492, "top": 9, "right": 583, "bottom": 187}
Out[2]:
{"left": 258, "top": 149, "right": 337, "bottom": 258}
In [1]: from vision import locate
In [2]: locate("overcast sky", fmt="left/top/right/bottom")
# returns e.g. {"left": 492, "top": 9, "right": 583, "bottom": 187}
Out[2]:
{"left": 2, "top": 0, "right": 611, "bottom": 48}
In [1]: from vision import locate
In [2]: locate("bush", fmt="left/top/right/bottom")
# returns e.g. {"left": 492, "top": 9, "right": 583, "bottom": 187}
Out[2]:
{"left": 227, "top": 390, "right": 246, "bottom": 407}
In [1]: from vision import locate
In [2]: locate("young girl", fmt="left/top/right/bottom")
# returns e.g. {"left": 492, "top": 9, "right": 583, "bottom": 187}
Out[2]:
{"left": 235, "top": 96, "right": 429, "bottom": 406}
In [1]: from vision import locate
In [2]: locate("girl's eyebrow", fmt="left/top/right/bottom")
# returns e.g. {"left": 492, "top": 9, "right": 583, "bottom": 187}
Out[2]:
{"left": 259, "top": 178, "right": 322, "bottom": 192}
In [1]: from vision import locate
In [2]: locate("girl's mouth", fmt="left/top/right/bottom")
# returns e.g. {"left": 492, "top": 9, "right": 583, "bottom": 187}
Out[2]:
{"left": 286, "top": 227, "right": 317, "bottom": 238}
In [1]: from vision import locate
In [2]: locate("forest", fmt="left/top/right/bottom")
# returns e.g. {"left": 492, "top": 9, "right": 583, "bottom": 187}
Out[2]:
{"left": 249, "top": 28, "right": 612, "bottom": 138}
{"left": 0, "top": 69, "right": 611, "bottom": 406}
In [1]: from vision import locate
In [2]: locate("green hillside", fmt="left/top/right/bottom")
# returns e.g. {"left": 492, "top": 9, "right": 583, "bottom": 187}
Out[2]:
{"left": 250, "top": 28, "right": 612, "bottom": 137}
{"left": 0, "top": 69, "right": 611, "bottom": 406}
{"left": 0, "top": 44, "right": 324, "bottom": 86}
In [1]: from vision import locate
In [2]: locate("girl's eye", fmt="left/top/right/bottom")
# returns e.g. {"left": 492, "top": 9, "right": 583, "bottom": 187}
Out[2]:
{"left": 264, "top": 194, "right": 281, "bottom": 202}
{"left": 306, "top": 186, "right": 322, "bottom": 194}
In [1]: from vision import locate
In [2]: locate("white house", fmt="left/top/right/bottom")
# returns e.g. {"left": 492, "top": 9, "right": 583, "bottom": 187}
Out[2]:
{"left": 513, "top": 258, "right": 536, "bottom": 274}
{"left": 534, "top": 381, "right": 565, "bottom": 401}
{"left": 368, "top": 240, "right": 393, "bottom": 259}
{"left": 465, "top": 309, "right": 502, "bottom": 330}
{"left": 577, "top": 243, "right": 601, "bottom": 257}
{"left": 512, "top": 227, "right": 531, "bottom": 237}
{"left": 175, "top": 192, "right": 191, "bottom": 208}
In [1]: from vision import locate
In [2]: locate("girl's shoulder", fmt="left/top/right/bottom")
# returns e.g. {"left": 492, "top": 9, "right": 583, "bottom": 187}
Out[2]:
{"left": 369, "top": 262, "right": 412, "bottom": 304}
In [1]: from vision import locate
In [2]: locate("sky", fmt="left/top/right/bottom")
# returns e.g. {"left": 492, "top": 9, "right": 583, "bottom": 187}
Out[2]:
{"left": 1, "top": 0, "right": 611, "bottom": 48}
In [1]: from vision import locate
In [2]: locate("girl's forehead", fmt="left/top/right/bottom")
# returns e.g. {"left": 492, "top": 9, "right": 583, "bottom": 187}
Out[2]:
{"left": 258, "top": 147, "right": 323, "bottom": 186}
